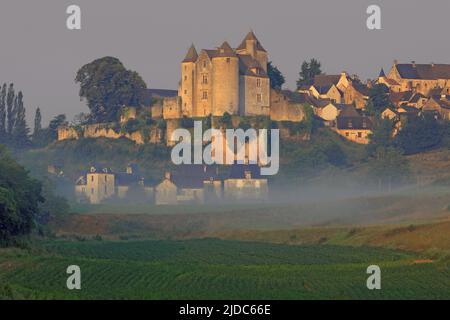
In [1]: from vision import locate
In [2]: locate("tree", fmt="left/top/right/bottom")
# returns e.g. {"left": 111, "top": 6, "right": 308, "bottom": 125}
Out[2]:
{"left": 267, "top": 62, "right": 285, "bottom": 90}
{"left": 395, "top": 113, "right": 443, "bottom": 155}
{"left": 12, "top": 91, "right": 30, "bottom": 147}
{"left": 0, "top": 145, "right": 43, "bottom": 244}
{"left": 75, "top": 57, "right": 147, "bottom": 122}
{"left": 296, "top": 58, "right": 322, "bottom": 88}
{"left": 366, "top": 83, "right": 390, "bottom": 116}
{"left": 367, "top": 117, "right": 395, "bottom": 156}
{"left": 6, "top": 84, "right": 15, "bottom": 136}
{"left": 0, "top": 84, "right": 6, "bottom": 138}
{"left": 33, "top": 108, "right": 42, "bottom": 136}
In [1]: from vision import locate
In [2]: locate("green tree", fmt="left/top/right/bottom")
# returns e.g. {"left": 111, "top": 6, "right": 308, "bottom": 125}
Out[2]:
{"left": 0, "top": 145, "right": 43, "bottom": 244}
{"left": 12, "top": 91, "right": 30, "bottom": 147}
{"left": 395, "top": 114, "right": 442, "bottom": 155}
{"left": 366, "top": 83, "right": 390, "bottom": 116}
{"left": 0, "top": 84, "right": 6, "bottom": 138}
{"left": 367, "top": 117, "right": 395, "bottom": 156}
{"left": 6, "top": 84, "right": 15, "bottom": 136}
{"left": 33, "top": 108, "right": 42, "bottom": 136}
{"left": 296, "top": 59, "right": 322, "bottom": 88}
{"left": 267, "top": 62, "right": 285, "bottom": 90}
{"left": 75, "top": 57, "right": 147, "bottom": 122}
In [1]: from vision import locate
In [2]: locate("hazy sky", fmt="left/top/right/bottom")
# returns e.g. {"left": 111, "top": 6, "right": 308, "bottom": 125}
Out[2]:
{"left": 1, "top": 0, "right": 450, "bottom": 125}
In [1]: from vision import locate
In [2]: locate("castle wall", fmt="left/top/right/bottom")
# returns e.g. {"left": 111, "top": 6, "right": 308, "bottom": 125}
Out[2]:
{"left": 163, "top": 96, "right": 182, "bottom": 119}
{"left": 240, "top": 75, "right": 270, "bottom": 116}
{"left": 58, "top": 124, "right": 163, "bottom": 145}
{"left": 269, "top": 89, "right": 305, "bottom": 122}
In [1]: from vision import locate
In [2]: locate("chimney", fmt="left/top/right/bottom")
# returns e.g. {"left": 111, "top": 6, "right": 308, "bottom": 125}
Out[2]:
{"left": 165, "top": 172, "right": 172, "bottom": 180}
{"left": 393, "top": 59, "right": 398, "bottom": 65}
{"left": 431, "top": 62, "right": 435, "bottom": 67}
{"left": 366, "top": 80, "right": 373, "bottom": 88}
{"left": 411, "top": 61, "right": 416, "bottom": 68}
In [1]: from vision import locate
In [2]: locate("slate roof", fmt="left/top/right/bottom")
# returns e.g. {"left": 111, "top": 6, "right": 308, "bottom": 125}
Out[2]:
{"left": 336, "top": 105, "right": 372, "bottom": 130}
{"left": 228, "top": 163, "right": 263, "bottom": 179}
{"left": 313, "top": 74, "right": 341, "bottom": 87}
{"left": 395, "top": 63, "right": 450, "bottom": 80}
{"left": 172, "top": 164, "right": 220, "bottom": 189}
{"left": 183, "top": 44, "right": 198, "bottom": 63}
{"left": 236, "top": 31, "right": 267, "bottom": 52}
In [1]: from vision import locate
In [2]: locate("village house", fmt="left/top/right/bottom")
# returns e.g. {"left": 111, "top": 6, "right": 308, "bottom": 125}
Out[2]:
{"left": 422, "top": 94, "right": 450, "bottom": 120}
{"left": 342, "top": 82, "right": 370, "bottom": 109}
{"left": 386, "top": 61, "right": 450, "bottom": 95}
{"left": 155, "top": 165, "right": 222, "bottom": 205}
{"left": 335, "top": 105, "right": 373, "bottom": 144}
{"left": 224, "top": 164, "right": 268, "bottom": 202}
{"left": 75, "top": 164, "right": 151, "bottom": 204}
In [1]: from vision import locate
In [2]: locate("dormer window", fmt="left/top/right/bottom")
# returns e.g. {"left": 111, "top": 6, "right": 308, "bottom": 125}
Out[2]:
{"left": 348, "top": 121, "right": 353, "bottom": 128}
{"left": 244, "top": 171, "right": 252, "bottom": 180}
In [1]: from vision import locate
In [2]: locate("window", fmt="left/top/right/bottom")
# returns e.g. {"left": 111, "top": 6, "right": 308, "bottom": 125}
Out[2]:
{"left": 202, "top": 91, "right": 208, "bottom": 100}
{"left": 257, "top": 94, "right": 262, "bottom": 103}
{"left": 257, "top": 78, "right": 261, "bottom": 88}
{"left": 91, "top": 176, "right": 94, "bottom": 182}
{"left": 203, "top": 61, "right": 207, "bottom": 68}
{"left": 184, "top": 75, "right": 187, "bottom": 81}
{"left": 202, "top": 74, "right": 208, "bottom": 84}
{"left": 184, "top": 90, "right": 187, "bottom": 95}
{"left": 362, "top": 120, "right": 367, "bottom": 128}
{"left": 358, "top": 132, "right": 362, "bottom": 138}
{"left": 226, "top": 58, "right": 231, "bottom": 63}
{"left": 345, "top": 132, "right": 349, "bottom": 137}
{"left": 105, "top": 176, "right": 107, "bottom": 182}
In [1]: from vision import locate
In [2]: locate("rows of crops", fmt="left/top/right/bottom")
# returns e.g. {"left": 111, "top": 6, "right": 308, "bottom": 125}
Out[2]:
{"left": 0, "top": 239, "right": 449, "bottom": 299}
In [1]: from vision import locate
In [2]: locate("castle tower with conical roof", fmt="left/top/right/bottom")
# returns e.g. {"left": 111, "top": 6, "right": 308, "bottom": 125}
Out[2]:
{"left": 180, "top": 44, "right": 198, "bottom": 117}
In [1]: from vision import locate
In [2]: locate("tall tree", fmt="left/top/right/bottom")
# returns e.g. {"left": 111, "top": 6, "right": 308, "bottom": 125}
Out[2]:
{"left": 296, "top": 58, "right": 322, "bottom": 88}
{"left": 75, "top": 57, "right": 147, "bottom": 122}
{"left": 33, "top": 107, "right": 42, "bottom": 141}
{"left": 12, "top": 91, "right": 30, "bottom": 147}
{"left": 6, "top": 84, "right": 15, "bottom": 136}
{"left": 267, "top": 62, "right": 285, "bottom": 90}
{"left": 0, "top": 84, "right": 6, "bottom": 137}
{"left": 366, "top": 83, "right": 390, "bottom": 116}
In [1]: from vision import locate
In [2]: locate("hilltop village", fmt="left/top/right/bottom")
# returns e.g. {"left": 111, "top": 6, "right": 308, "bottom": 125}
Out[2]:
{"left": 54, "top": 31, "right": 450, "bottom": 204}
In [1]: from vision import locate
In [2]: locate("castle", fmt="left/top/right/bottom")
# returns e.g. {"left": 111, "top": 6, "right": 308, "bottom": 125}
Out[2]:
{"left": 177, "top": 31, "right": 270, "bottom": 118}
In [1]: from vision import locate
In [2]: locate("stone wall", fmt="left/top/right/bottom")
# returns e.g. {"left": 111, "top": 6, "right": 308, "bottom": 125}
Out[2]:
{"left": 58, "top": 123, "right": 163, "bottom": 145}
{"left": 270, "top": 89, "right": 305, "bottom": 122}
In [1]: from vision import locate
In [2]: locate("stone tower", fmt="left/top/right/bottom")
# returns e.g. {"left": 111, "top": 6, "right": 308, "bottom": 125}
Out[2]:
{"left": 180, "top": 44, "right": 198, "bottom": 117}
{"left": 212, "top": 41, "right": 240, "bottom": 116}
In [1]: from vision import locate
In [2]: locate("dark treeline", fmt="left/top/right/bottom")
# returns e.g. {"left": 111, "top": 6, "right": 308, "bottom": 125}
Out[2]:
{"left": 0, "top": 82, "right": 68, "bottom": 149}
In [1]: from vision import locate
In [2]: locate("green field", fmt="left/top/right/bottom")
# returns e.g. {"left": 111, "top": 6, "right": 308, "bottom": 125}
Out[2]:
{"left": 1, "top": 239, "right": 449, "bottom": 300}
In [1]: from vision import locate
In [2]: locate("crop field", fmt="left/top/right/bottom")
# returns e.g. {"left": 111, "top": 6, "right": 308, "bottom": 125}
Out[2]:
{"left": 0, "top": 239, "right": 449, "bottom": 300}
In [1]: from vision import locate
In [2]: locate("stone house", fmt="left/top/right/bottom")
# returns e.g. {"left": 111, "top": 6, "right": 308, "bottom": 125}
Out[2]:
{"left": 335, "top": 105, "right": 373, "bottom": 144}
{"left": 155, "top": 165, "right": 221, "bottom": 205}
{"left": 75, "top": 164, "right": 151, "bottom": 204}
{"left": 342, "top": 82, "right": 370, "bottom": 109}
{"left": 422, "top": 95, "right": 450, "bottom": 120}
{"left": 223, "top": 164, "right": 268, "bottom": 202}
{"left": 386, "top": 61, "right": 450, "bottom": 95}
{"left": 75, "top": 166, "right": 115, "bottom": 204}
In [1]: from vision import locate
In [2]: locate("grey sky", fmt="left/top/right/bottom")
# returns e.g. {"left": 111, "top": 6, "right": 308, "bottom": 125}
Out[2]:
{"left": 1, "top": 0, "right": 450, "bottom": 125}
